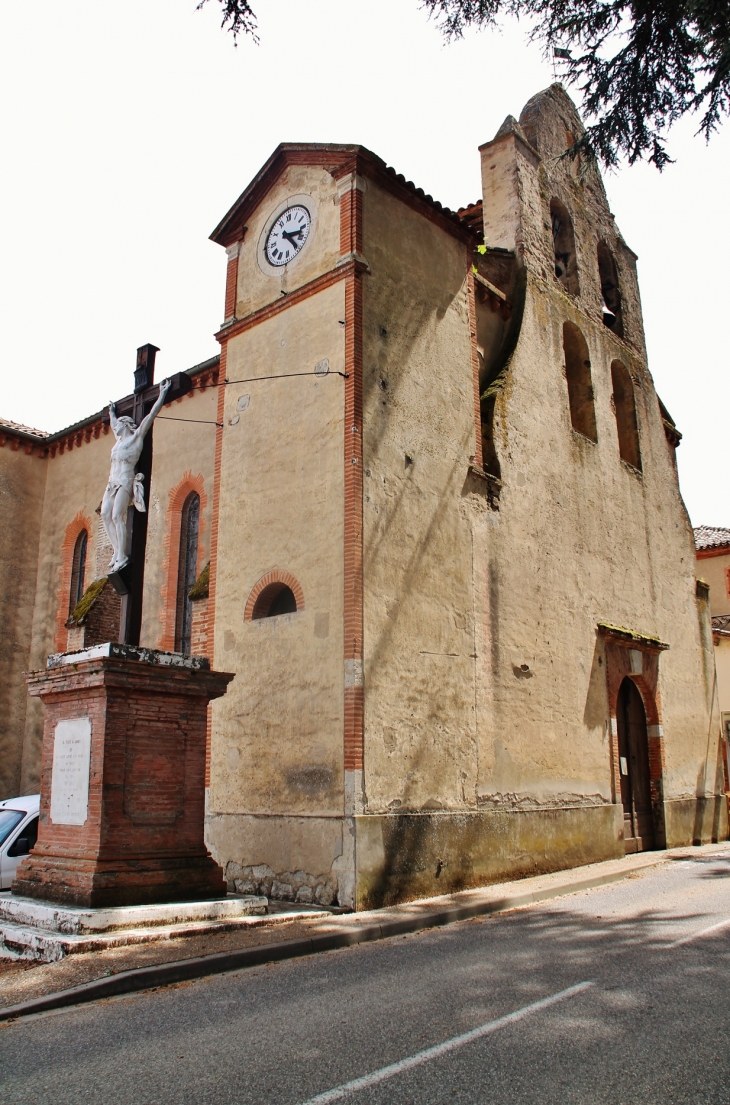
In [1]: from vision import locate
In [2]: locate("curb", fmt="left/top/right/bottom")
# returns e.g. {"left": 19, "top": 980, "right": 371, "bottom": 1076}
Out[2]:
{"left": 0, "top": 861, "right": 652, "bottom": 1022}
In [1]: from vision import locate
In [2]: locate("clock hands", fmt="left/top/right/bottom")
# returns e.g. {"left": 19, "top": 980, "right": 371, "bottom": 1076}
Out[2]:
{"left": 280, "top": 227, "right": 305, "bottom": 249}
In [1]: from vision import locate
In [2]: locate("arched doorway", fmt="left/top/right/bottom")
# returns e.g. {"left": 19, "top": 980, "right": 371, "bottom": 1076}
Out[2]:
{"left": 617, "top": 677, "right": 655, "bottom": 852}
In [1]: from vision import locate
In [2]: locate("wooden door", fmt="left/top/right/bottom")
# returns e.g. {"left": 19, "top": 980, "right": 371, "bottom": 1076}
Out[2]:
{"left": 617, "top": 677, "right": 655, "bottom": 852}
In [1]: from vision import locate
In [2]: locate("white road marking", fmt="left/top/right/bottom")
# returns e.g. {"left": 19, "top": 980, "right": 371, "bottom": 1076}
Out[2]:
{"left": 666, "top": 917, "right": 730, "bottom": 949}
{"left": 297, "top": 981, "right": 594, "bottom": 1105}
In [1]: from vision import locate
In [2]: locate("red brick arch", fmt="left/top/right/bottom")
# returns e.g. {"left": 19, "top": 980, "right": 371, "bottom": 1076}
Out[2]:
{"left": 244, "top": 571, "right": 305, "bottom": 621}
{"left": 55, "top": 511, "right": 92, "bottom": 652}
{"left": 158, "top": 471, "right": 207, "bottom": 651}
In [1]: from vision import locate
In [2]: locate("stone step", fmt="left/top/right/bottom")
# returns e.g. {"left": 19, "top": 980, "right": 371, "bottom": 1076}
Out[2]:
{"left": 0, "top": 894, "right": 332, "bottom": 963}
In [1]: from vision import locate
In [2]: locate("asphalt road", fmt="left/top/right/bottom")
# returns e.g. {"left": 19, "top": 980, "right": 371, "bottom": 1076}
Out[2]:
{"left": 1, "top": 848, "right": 729, "bottom": 1105}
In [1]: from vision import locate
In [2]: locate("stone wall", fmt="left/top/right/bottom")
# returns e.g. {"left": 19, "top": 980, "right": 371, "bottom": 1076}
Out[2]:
{"left": 0, "top": 437, "right": 47, "bottom": 798}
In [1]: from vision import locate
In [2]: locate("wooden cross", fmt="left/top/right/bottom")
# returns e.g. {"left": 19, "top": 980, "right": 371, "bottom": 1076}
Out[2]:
{"left": 105, "top": 344, "right": 192, "bottom": 645}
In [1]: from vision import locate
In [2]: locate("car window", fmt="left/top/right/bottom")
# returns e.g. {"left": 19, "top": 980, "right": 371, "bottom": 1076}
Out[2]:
{"left": 0, "top": 810, "right": 25, "bottom": 847}
{"left": 25, "top": 815, "right": 39, "bottom": 850}
{"left": 7, "top": 815, "right": 38, "bottom": 857}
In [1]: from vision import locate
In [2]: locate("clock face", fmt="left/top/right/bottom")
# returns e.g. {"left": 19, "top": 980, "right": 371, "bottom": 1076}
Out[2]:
{"left": 265, "top": 205, "right": 311, "bottom": 267}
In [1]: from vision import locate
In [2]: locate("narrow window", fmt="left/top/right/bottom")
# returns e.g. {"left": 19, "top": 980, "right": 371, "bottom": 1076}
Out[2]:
{"left": 550, "top": 199, "right": 580, "bottom": 296}
{"left": 563, "top": 322, "right": 597, "bottom": 442}
{"left": 175, "top": 492, "right": 200, "bottom": 654}
{"left": 611, "top": 360, "right": 641, "bottom": 470}
{"left": 69, "top": 530, "right": 88, "bottom": 614}
{"left": 597, "top": 241, "right": 623, "bottom": 336}
{"left": 252, "top": 583, "right": 297, "bottom": 619}
{"left": 474, "top": 282, "right": 504, "bottom": 482}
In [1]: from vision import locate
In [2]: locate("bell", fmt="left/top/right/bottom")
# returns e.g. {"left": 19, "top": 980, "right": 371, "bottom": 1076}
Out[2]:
{"left": 602, "top": 300, "right": 616, "bottom": 321}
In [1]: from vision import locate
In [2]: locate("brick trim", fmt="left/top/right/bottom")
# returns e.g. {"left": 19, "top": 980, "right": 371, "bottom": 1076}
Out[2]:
{"left": 696, "top": 546, "right": 730, "bottom": 560}
{"left": 342, "top": 179, "right": 365, "bottom": 771}
{"left": 211, "top": 146, "right": 474, "bottom": 249}
{"left": 215, "top": 259, "right": 364, "bottom": 345}
{"left": 54, "top": 512, "right": 92, "bottom": 653}
{"left": 466, "top": 269, "right": 484, "bottom": 469}
{"left": 244, "top": 571, "right": 305, "bottom": 621}
{"left": 205, "top": 357, "right": 227, "bottom": 787}
{"left": 338, "top": 176, "right": 363, "bottom": 257}
{"left": 224, "top": 245, "right": 240, "bottom": 322}
{"left": 158, "top": 472, "right": 208, "bottom": 652}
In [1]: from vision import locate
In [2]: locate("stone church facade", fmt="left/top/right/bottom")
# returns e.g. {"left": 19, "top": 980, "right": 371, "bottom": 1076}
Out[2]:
{"left": 1, "top": 86, "right": 726, "bottom": 909}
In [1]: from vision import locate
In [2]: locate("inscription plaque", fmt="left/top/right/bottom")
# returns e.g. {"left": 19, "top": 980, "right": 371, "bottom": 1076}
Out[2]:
{"left": 50, "top": 717, "right": 92, "bottom": 826}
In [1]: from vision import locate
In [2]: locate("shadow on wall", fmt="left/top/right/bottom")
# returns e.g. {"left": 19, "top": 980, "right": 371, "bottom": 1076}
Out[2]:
{"left": 583, "top": 637, "right": 610, "bottom": 737}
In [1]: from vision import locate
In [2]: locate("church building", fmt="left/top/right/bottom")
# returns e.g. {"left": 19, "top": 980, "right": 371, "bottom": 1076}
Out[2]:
{"left": 1, "top": 85, "right": 726, "bottom": 910}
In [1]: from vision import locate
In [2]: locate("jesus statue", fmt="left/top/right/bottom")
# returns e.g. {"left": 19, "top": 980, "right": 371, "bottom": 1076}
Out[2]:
{"left": 101, "top": 379, "right": 171, "bottom": 573}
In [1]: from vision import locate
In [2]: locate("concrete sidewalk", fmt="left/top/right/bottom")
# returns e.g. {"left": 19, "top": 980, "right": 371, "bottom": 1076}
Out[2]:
{"left": 1, "top": 842, "right": 727, "bottom": 1022}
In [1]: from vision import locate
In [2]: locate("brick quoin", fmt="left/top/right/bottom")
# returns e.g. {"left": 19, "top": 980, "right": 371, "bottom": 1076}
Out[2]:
{"left": 54, "top": 511, "right": 92, "bottom": 653}
{"left": 190, "top": 596, "right": 209, "bottom": 657}
{"left": 205, "top": 344, "right": 228, "bottom": 786}
{"left": 467, "top": 269, "right": 484, "bottom": 470}
{"left": 339, "top": 175, "right": 365, "bottom": 773}
{"left": 224, "top": 245, "right": 240, "bottom": 321}
{"left": 157, "top": 471, "right": 208, "bottom": 652}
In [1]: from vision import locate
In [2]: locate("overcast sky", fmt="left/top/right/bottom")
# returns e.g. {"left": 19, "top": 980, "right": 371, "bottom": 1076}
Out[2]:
{"left": 1, "top": 0, "right": 728, "bottom": 525}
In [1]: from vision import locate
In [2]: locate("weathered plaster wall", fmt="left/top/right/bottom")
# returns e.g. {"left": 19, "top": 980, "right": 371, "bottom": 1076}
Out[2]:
{"left": 234, "top": 165, "right": 341, "bottom": 319}
{"left": 354, "top": 86, "right": 724, "bottom": 905}
{"left": 480, "top": 282, "right": 714, "bottom": 807}
{"left": 141, "top": 384, "right": 218, "bottom": 649}
{"left": 697, "top": 553, "right": 730, "bottom": 617}
{"left": 361, "top": 179, "right": 478, "bottom": 814}
{"left": 19, "top": 429, "right": 111, "bottom": 793}
{"left": 0, "top": 445, "right": 47, "bottom": 798}
{"left": 207, "top": 279, "right": 346, "bottom": 893}
{"left": 476, "top": 92, "right": 718, "bottom": 836}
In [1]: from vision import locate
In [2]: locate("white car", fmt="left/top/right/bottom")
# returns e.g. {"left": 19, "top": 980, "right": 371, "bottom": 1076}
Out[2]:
{"left": 0, "top": 794, "right": 40, "bottom": 890}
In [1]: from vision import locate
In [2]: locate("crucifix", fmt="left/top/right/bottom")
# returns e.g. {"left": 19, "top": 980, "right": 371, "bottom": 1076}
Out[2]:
{"left": 103, "top": 344, "right": 192, "bottom": 645}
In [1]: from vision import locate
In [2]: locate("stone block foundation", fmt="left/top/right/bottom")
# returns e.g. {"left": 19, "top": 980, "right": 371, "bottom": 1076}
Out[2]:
{"left": 354, "top": 805, "right": 626, "bottom": 910}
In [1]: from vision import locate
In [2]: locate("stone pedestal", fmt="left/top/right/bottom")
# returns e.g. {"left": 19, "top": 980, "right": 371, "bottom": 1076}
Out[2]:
{"left": 13, "top": 644, "right": 234, "bottom": 908}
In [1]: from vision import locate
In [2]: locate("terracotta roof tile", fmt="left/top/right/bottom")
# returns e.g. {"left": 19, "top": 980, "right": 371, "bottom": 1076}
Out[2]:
{"left": 694, "top": 525, "right": 730, "bottom": 551}
{"left": 0, "top": 415, "right": 48, "bottom": 439}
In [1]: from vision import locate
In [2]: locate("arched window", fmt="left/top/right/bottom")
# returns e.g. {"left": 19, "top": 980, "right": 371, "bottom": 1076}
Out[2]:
{"left": 563, "top": 322, "right": 597, "bottom": 442}
{"left": 69, "top": 530, "right": 88, "bottom": 614}
{"left": 550, "top": 199, "right": 580, "bottom": 296}
{"left": 597, "top": 241, "right": 623, "bottom": 336}
{"left": 175, "top": 492, "right": 200, "bottom": 654}
{"left": 611, "top": 360, "right": 641, "bottom": 470}
{"left": 252, "top": 583, "right": 298, "bottom": 619}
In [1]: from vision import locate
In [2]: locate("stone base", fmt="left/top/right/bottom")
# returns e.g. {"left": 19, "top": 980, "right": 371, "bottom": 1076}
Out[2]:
{"left": 354, "top": 804, "right": 627, "bottom": 910}
{"left": 16, "top": 648, "right": 234, "bottom": 910}
{"left": 0, "top": 893, "right": 270, "bottom": 963}
{"left": 663, "top": 795, "right": 729, "bottom": 848}
{"left": 13, "top": 853, "right": 226, "bottom": 910}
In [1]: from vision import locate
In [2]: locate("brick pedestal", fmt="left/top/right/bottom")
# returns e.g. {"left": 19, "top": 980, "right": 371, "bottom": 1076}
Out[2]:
{"left": 13, "top": 644, "right": 234, "bottom": 908}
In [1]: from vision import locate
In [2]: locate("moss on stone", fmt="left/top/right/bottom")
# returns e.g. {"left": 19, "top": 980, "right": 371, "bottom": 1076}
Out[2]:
{"left": 68, "top": 577, "right": 108, "bottom": 626}
{"left": 597, "top": 621, "right": 664, "bottom": 646}
{"left": 189, "top": 562, "right": 210, "bottom": 601}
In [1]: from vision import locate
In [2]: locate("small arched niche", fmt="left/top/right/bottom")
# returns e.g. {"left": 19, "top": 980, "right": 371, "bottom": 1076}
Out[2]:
{"left": 563, "top": 322, "right": 597, "bottom": 442}
{"left": 252, "top": 582, "right": 298, "bottom": 619}
{"left": 611, "top": 360, "right": 641, "bottom": 470}
{"left": 550, "top": 199, "right": 580, "bottom": 296}
{"left": 597, "top": 241, "right": 624, "bottom": 336}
